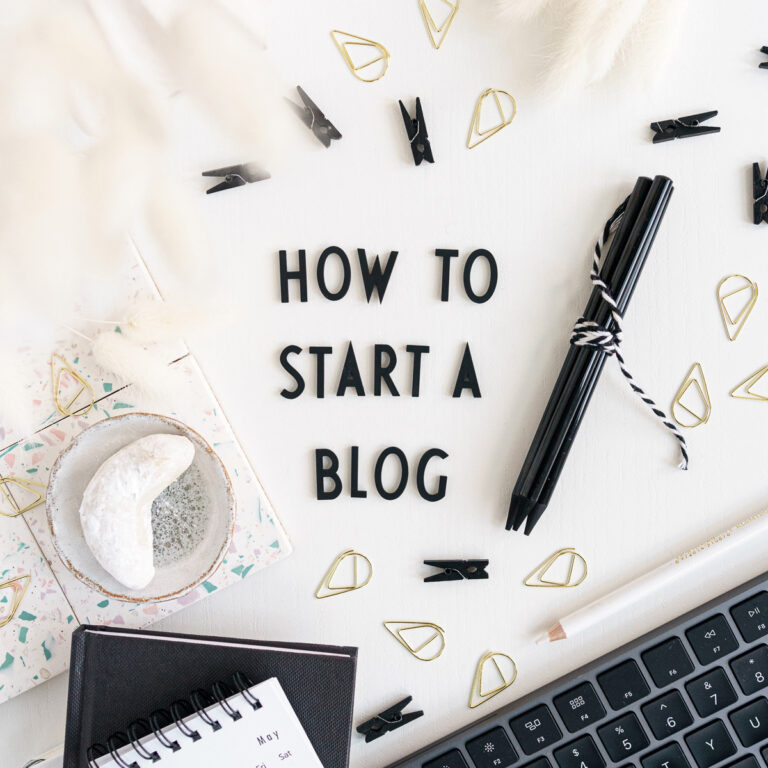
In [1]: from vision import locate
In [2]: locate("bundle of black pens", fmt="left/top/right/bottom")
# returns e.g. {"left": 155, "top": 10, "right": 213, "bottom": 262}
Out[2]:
{"left": 506, "top": 175, "right": 674, "bottom": 535}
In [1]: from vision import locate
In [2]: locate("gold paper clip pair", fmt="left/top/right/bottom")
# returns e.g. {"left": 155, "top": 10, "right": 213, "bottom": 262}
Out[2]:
{"left": 672, "top": 363, "right": 711, "bottom": 428}
{"left": 524, "top": 548, "right": 588, "bottom": 588}
{"left": 0, "top": 477, "right": 47, "bottom": 518}
{"left": 718, "top": 274, "right": 758, "bottom": 341}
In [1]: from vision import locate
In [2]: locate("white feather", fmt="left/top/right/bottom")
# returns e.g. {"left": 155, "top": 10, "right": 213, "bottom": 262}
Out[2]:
{"left": 496, "top": 0, "right": 564, "bottom": 22}
{"left": 91, "top": 331, "right": 186, "bottom": 401}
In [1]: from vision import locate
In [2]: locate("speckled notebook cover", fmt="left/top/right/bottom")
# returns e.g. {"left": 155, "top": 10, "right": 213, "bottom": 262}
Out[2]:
{"left": 0, "top": 255, "right": 292, "bottom": 704}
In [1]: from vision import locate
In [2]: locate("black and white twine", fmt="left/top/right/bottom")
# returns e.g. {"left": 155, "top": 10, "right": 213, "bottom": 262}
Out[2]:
{"left": 570, "top": 199, "right": 689, "bottom": 470}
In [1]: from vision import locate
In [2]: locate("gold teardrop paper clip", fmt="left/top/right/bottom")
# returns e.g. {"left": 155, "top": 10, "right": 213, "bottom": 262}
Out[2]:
{"left": 51, "top": 353, "right": 95, "bottom": 417}
{"left": 331, "top": 30, "right": 390, "bottom": 82}
{"left": 671, "top": 362, "right": 711, "bottom": 427}
{"left": 0, "top": 477, "right": 47, "bottom": 518}
{"left": 469, "top": 651, "right": 518, "bottom": 708}
{"left": 467, "top": 89, "right": 517, "bottom": 149}
{"left": 524, "top": 547, "right": 588, "bottom": 588}
{"left": 730, "top": 364, "right": 768, "bottom": 401}
{"left": 717, "top": 274, "right": 758, "bottom": 341}
{"left": 0, "top": 574, "right": 31, "bottom": 629}
{"left": 315, "top": 548, "right": 373, "bottom": 599}
{"left": 383, "top": 621, "right": 446, "bottom": 661}
{"left": 419, "top": 0, "right": 459, "bottom": 50}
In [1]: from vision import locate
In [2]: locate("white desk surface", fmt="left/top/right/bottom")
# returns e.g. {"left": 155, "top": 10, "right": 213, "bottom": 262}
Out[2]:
{"left": 5, "top": 1, "right": 768, "bottom": 766}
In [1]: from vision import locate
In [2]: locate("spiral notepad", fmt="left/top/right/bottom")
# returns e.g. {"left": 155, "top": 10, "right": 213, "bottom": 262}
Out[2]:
{"left": 86, "top": 675, "right": 323, "bottom": 768}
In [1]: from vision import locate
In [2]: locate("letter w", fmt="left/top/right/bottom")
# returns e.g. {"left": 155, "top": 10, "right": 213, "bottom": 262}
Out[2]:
{"left": 357, "top": 249, "right": 398, "bottom": 303}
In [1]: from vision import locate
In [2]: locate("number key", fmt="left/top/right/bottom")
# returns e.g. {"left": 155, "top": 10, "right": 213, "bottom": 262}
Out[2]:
{"left": 554, "top": 683, "right": 606, "bottom": 732}
{"left": 642, "top": 638, "right": 694, "bottom": 688}
{"left": 730, "top": 645, "right": 768, "bottom": 695}
{"left": 730, "top": 592, "right": 768, "bottom": 643}
{"left": 597, "top": 713, "right": 649, "bottom": 761}
{"left": 685, "top": 668, "right": 738, "bottom": 717}
{"left": 598, "top": 661, "right": 651, "bottom": 710}
{"left": 641, "top": 691, "right": 693, "bottom": 739}
{"left": 466, "top": 727, "right": 519, "bottom": 768}
{"left": 686, "top": 615, "right": 739, "bottom": 664}
{"left": 510, "top": 705, "right": 562, "bottom": 755}
{"left": 684, "top": 721, "right": 737, "bottom": 768}
{"left": 554, "top": 736, "right": 605, "bottom": 768}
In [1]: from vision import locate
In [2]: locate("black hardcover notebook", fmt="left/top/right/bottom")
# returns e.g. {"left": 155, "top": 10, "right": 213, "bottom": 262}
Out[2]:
{"left": 63, "top": 625, "right": 358, "bottom": 768}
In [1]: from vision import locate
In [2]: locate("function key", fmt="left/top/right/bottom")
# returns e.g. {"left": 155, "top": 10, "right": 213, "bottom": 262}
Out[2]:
{"left": 685, "top": 668, "right": 738, "bottom": 717}
{"left": 642, "top": 638, "right": 694, "bottom": 687}
{"left": 684, "top": 721, "right": 737, "bottom": 768}
{"left": 730, "top": 645, "right": 768, "bottom": 695}
{"left": 466, "top": 726, "right": 518, "bottom": 768}
{"left": 597, "top": 661, "right": 651, "bottom": 710}
{"left": 730, "top": 592, "right": 768, "bottom": 643}
{"left": 554, "top": 683, "right": 606, "bottom": 732}
{"left": 729, "top": 698, "right": 768, "bottom": 747}
{"left": 510, "top": 705, "right": 562, "bottom": 755}
{"left": 425, "top": 750, "right": 469, "bottom": 768}
{"left": 686, "top": 615, "right": 739, "bottom": 664}
{"left": 597, "top": 713, "right": 649, "bottom": 761}
{"left": 641, "top": 691, "right": 694, "bottom": 739}
{"left": 553, "top": 736, "right": 605, "bottom": 768}
{"left": 641, "top": 743, "right": 691, "bottom": 768}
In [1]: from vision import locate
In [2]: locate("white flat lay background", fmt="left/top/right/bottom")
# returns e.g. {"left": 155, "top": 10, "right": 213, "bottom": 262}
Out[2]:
{"left": 5, "top": 2, "right": 768, "bottom": 766}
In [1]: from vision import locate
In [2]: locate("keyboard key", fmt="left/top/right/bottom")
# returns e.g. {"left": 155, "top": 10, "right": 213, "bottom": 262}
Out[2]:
{"left": 520, "top": 760, "right": 551, "bottom": 768}
{"left": 762, "top": 747, "right": 768, "bottom": 766}
{"left": 510, "top": 706, "right": 562, "bottom": 755}
{"left": 425, "top": 750, "right": 469, "bottom": 768}
{"left": 686, "top": 616, "right": 739, "bottom": 664}
{"left": 598, "top": 661, "right": 651, "bottom": 710}
{"left": 729, "top": 698, "right": 768, "bottom": 747}
{"left": 642, "top": 638, "right": 695, "bottom": 687}
{"left": 554, "top": 736, "right": 605, "bottom": 768}
{"left": 554, "top": 683, "right": 606, "bottom": 732}
{"left": 723, "top": 758, "right": 758, "bottom": 768}
{"left": 642, "top": 691, "right": 694, "bottom": 739}
{"left": 686, "top": 668, "right": 738, "bottom": 717}
{"left": 685, "top": 721, "right": 737, "bottom": 768}
{"left": 641, "top": 743, "right": 691, "bottom": 768}
{"left": 731, "top": 646, "right": 768, "bottom": 695}
{"left": 597, "top": 713, "right": 649, "bottom": 761}
{"left": 731, "top": 592, "right": 768, "bottom": 643}
{"left": 466, "top": 727, "right": 519, "bottom": 768}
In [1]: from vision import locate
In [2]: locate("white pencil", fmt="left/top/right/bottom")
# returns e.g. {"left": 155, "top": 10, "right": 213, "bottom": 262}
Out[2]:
{"left": 536, "top": 509, "right": 768, "bottom": 643}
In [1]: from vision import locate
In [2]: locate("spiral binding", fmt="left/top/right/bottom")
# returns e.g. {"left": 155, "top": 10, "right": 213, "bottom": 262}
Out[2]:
{"left": 86, "top": 672, "right": 261, "bottom": 767}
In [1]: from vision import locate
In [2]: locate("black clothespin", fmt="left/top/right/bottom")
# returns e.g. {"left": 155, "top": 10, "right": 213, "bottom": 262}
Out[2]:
{"left": 650, "top": 111, "right": 720, "bottom": 143}
{"left": 424, "top": 559, "right": 489, "bottom": 582}
{"left": 753, "top": 163, "right": 768, "bottom": 225}
{"left": 356, "top": 696, "right": 423, "bottom": 743}
{"left": 760, "top": 46, "right": 768, "bottom": 69}
{"left": 202, "top": 163, "right": 270, "bottom": 194}
{"left": 287, "top": 86, "right": 341, "bottom": 148}
{"left": 399, "top": 97, "right": 434, "bottom": 166}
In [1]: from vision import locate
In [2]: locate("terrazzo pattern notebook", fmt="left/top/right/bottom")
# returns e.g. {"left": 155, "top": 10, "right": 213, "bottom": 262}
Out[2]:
{"left": 0, "top": 255, "right": 292, "bottom": 704}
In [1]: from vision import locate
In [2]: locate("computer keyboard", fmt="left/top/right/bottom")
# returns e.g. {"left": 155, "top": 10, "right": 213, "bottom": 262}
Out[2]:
{"left": 384, "top": 571, "right": 768, "bottom": 768}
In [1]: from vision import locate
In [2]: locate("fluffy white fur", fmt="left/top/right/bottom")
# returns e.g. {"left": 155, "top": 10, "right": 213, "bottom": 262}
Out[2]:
{"left": 496, "top": 0, "right": 688, "bottom": 93}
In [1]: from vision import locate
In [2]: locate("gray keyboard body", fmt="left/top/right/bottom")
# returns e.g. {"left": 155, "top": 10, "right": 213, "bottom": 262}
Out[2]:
{"left": 385, "top": 571, "right": 768, "bottom": 768}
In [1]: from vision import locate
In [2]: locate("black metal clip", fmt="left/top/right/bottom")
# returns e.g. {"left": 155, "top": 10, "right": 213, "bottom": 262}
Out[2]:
{"left": 760, "top": 46, "right": 768, "bottom": 69}
{"left": 424, "top": 559, "right": 489, "bottom": 582}
{"left": 753, "top": 163, "right": 768, "bottom": 224}
{"left": 650, "top": 110, "right": 720, "bottom": 143}
{"left": 287, "top": 86, "right": 341, "bottom": 148}
{"left": 399, "top": 97, "right": 434, "bottom": 166}
{"left": 202, "top": 163, "right": 270, "bottom": 194}
{"left": 356, "top": 696, "right": 423, "bottom": 743}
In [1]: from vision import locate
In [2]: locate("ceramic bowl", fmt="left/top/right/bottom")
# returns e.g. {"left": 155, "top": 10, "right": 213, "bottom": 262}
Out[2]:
{"left": 47, "top": 413, "right": 235, "bottom": 602}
